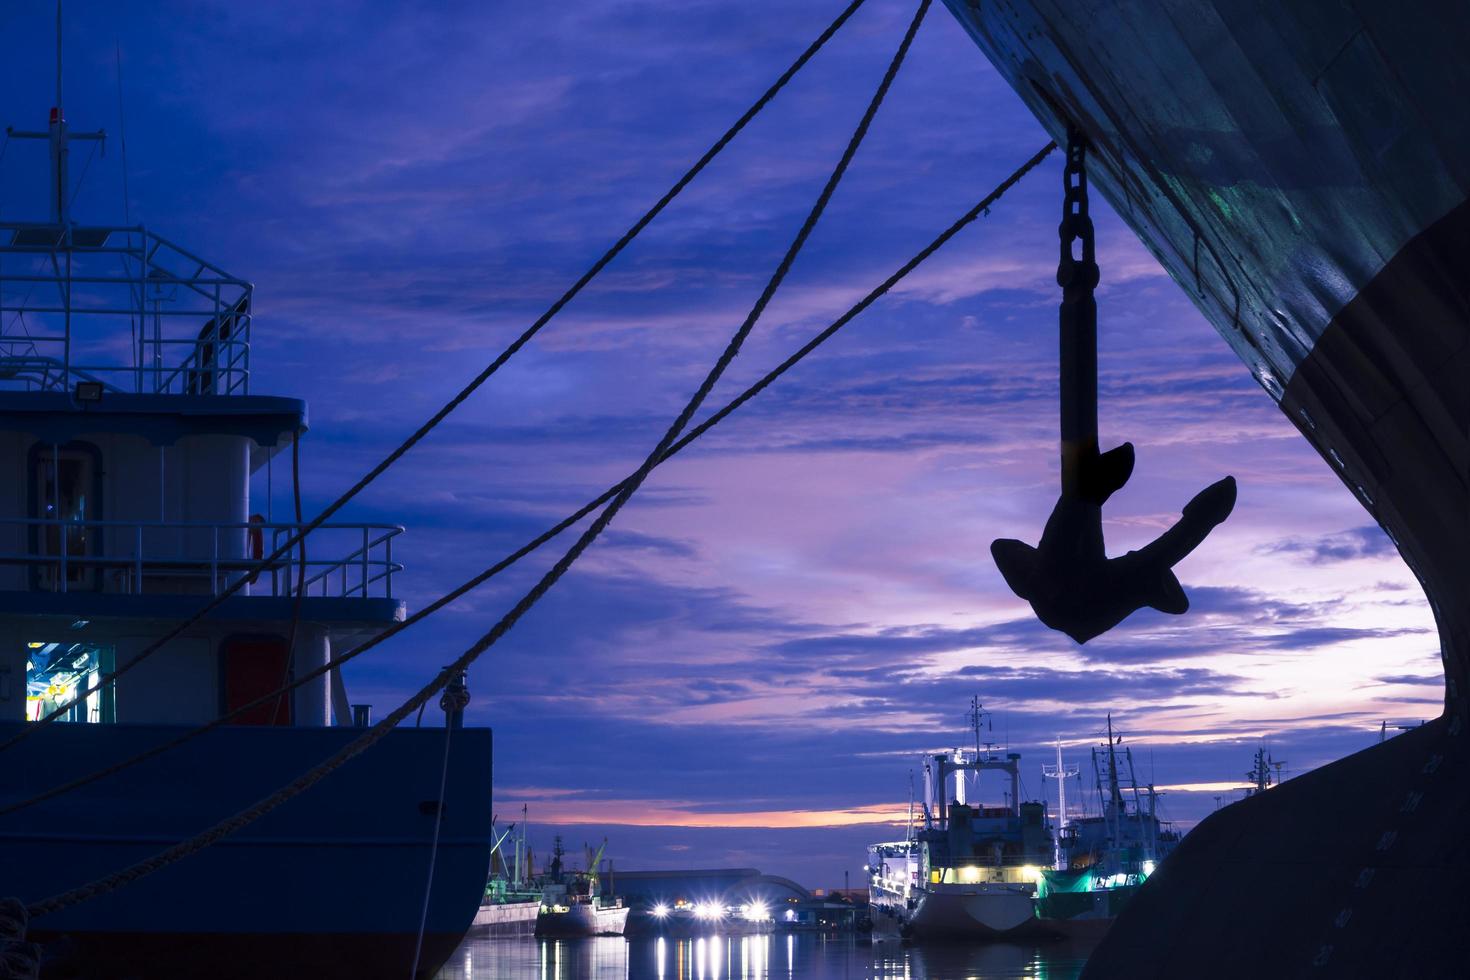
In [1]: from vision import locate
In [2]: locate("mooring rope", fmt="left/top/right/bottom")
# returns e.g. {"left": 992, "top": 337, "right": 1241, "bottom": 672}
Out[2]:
{"left": 23, "top": 0, "right": 927, "bottom": 920}
{"left": 408, "top": 679, "right": 465, "bottom": 980}
{"left": 0, "top": 0, "right": 872, "bottom": 755}
{"left": 0, "top": 141, "right": 1056, "bottom": 822}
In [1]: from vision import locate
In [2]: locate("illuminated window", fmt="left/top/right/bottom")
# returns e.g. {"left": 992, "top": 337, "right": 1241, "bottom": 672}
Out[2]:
{"left": 25, "top": 642, "right": 114, "bottom": 723}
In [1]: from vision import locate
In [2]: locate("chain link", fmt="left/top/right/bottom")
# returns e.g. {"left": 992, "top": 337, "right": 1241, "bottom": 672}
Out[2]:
{"left": 1057, "top": 125, "right": 1098, "bottom": 292}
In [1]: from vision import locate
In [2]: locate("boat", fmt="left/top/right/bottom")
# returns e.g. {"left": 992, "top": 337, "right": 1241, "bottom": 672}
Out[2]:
{"left": 867, "top": 702, "right": 1052, "bottom": 941}
{"left": 0, "top": 67, "right": 492, "bottom": 980}
{"left": 534, "top": 837, "right": 630, "bottom": 937}
{"left": 471, "top": 811, "right": 541, "bottom": 938}
{"left": 938, "top": 1, "right": 1468, "bottom": 973}
{"left": 1034, "top": 718, "right": 1178, "bottom": 940}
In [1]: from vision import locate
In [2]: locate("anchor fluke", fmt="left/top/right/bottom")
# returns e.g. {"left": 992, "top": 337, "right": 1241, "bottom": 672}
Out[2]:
{"left": 992, "top": 471, "right": 1235, "bottom": 643}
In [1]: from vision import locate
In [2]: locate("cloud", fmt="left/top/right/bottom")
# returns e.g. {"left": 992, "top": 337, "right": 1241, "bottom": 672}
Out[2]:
{"left": 1258, "top": 525, "right": 1399, "bottom": 564}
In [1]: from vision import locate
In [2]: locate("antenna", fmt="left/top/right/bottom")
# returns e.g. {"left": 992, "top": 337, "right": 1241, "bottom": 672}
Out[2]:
{"left": 57, "top": 0, "right": 64, "bottom": 114}
{"left": 115, "top": 40, "right": 132, "bottom": 223}
{"left": 7, "top": 0, "right": 106, "bottom": 227}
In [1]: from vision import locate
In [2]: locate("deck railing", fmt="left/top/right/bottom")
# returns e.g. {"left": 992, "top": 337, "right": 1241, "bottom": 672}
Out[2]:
{"left": 0, "top": 518, "right": 402, "bottom": 599}
{"left": 0, "top": 223, "right": 253, "bottom": 395}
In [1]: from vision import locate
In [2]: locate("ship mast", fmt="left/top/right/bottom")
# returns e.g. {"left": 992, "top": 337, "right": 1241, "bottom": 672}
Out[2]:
{"left": 1105, "top": 714, "right": 1124, "bottom": 846}
{"left": 1042, "top": 738, "right": 1079, "bottom": 870}
{"left": 7, "top": 1, "right": 106, "bottom": 230}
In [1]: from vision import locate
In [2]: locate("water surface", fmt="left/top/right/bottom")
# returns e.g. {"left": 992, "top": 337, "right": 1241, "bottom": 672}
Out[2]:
{"left": 435, "top": 933, "right": 1096, "bottom": 980}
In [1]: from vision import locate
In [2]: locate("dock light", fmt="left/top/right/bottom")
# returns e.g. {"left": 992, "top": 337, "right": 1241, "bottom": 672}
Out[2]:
{"left": 1020, "top": 865, "right": 1040, "bottom": 883}
{"left": 742, "top": 902, "right": 770, "bottom": 922}
{"left": 652, "top": 904, "right": 670, "bottom": 918}
{"left": 74, "top": 381, "right": 103, "bottom": 403}
{"left": 959, "top": 866, "right": 981, "bottom": 884}
{"left": 694, "top": 902, "right": 722, "bottom": 920}
{"left": 1142, "top": 860, "right": 1156, "bottom": 876}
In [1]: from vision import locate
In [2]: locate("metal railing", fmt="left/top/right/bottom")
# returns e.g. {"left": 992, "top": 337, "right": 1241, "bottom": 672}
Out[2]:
{"left": 0, "top": 518, "right": 402, "bottom": 599}
{"left": 0, "top": 222, "right": 253, "bottom": 395}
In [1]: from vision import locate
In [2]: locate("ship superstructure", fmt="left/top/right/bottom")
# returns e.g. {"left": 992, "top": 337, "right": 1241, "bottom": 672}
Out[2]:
{"left": 0, "top": 80, "right": 492, "bottom": 979}
{"left": 867, "top": 702, "right": 1052, "bottom": 940}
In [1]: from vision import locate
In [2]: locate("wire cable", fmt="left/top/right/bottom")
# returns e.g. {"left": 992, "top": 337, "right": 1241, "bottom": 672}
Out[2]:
{"left": 0, "top": 142, "right": 1055, "bottom": 821}
{"left": 0, "top": 0, "right": 870, "bottom": 754}
{"left": 23, "top": 0, "right": 928, "bottom": 918}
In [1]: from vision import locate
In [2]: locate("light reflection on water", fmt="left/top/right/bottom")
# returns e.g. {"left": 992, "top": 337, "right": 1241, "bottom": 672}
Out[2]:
{"left": 434, "top": 933, "right": 1095, "bottom": 980}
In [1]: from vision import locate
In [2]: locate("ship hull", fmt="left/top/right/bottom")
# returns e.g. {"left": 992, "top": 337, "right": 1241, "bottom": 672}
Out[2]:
{"left": 0, "top": 721, "right": 493, "bottom": 980}
{"left": 872, "top": 884, "right": 1044, "bottom": 942}
{"left": 536, "top": 902, "right": 630, "bottom": 937}
{"left": 1034, "top": 874, "right": 1140, "bottom": 942}
{"left": 939, "top": 0, "right": 1469, "bottom": 974}
{"left": 470, "top": 900, "right": 541, "bottom": 938}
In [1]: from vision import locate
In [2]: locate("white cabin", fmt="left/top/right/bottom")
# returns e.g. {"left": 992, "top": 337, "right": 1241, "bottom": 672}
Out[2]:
{"left": 0, "top": 106, "right": 403, "bottom": 730}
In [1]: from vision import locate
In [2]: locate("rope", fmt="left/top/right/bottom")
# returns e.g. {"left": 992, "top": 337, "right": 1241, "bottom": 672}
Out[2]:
{"left": 0, "top": 141, "right": 1056, "bottom": 822}
{"left": 408, "top": 718, "right": 455, "bottom": 979}
{"left": 24, "top": 0, "right": 925, "bottom": 919}
{"left": 0, "top": 0, "right": 869, "bottom": 755}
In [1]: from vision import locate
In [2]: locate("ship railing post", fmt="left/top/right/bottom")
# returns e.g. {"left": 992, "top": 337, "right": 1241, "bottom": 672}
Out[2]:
{"left": 135, "top": 523, "right": 143, "bottom": 594}
{"left": 59, "top": 520, "right": 67, "bottom": 594}
{"left": 385, "top": 533, "right": 393, "bottom": 600}
{"left": 211, "top": 524, "right": 219, "bottom": 594}
{"left": 361, "top": 526, "right": 369, "bottom": 597}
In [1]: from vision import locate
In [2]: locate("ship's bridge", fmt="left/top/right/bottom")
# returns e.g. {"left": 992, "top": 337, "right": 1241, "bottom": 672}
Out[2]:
{"left": 0, "top": 210, "right": 404, "bottom": 729}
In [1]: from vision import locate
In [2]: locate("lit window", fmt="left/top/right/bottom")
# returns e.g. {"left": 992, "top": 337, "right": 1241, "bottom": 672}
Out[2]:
{"left": 25, "top": 642, "right": 114, "bottom": 723}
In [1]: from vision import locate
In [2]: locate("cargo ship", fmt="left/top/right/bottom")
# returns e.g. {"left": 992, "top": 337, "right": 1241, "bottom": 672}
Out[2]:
{"left": 534, "top": 837, "right": 630, "bottom": 937}
{"left": 938, "top": 1, "right": 1469, "bottom": 973}
{"left": 0, "top": 72, "right": 492, "bottom": 979}
{"left": 867, "top": 704, "right": 1053, "bottom": 941}
{"left": 472, "top": 813, "right": 540, "bottom": 938}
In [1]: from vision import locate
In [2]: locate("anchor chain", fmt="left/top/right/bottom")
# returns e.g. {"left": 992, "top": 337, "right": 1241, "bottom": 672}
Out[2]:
{"left": 1057, "top": 127, "right": 1129, "bottom": 504}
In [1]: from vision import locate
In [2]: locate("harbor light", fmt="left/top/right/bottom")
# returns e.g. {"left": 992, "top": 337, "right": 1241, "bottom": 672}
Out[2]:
{"left": 652, "top": 904, "right": 670, "bottom": 918}
{"left": 1142, "top": 861, "right": 1156, "bottom": 876}
{"left": 1020, "top": 865, "right": 1040, "bottom": 883}
{"left": 694, "top": 901, "right": 722, "bottom": 920}
{"left": 959, "top": 866, "right": 981, "bottom": 883}
{"left": 741, "top": 902, "right": 770, "bottom": 922}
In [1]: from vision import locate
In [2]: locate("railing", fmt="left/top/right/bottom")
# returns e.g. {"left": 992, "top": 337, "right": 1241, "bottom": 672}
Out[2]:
{"left": 0, "top": 518, "right": 402, "bottom": 599}
{"left": 0, "top": 222, "right": 253, "bottom": 395}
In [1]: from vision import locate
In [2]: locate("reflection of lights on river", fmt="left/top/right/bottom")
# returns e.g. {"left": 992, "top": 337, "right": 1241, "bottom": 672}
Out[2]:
{"left": 648, "top": 935, "right": 780, "bottom": 980}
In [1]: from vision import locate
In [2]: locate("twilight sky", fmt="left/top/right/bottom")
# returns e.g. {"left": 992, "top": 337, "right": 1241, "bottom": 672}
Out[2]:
{"left": 0, "top": 0, "right": 1442, "bottom": 886}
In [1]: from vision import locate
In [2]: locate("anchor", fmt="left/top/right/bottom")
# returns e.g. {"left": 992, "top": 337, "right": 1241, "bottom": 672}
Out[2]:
{"left": 990, "top": 127, "right": 1236, "bottom": 644}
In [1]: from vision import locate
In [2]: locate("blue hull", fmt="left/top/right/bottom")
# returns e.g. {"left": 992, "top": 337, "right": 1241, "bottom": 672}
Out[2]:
{"left": 0, "top": 722, "right": 492, "bottom": 979}
{"left": 939, "top": 1, "right": 1469, "bottom": 974}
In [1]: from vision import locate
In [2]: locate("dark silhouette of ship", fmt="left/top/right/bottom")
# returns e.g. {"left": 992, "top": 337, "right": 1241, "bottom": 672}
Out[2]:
{"left": 939, "top": 1, "right": 1468, "bottom": 974}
